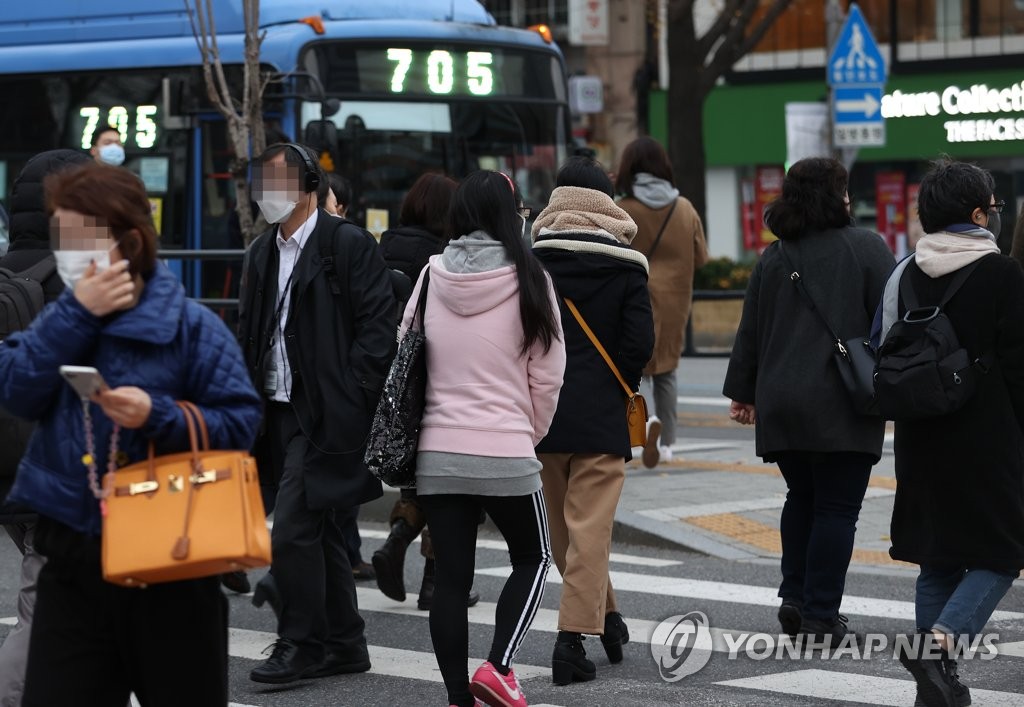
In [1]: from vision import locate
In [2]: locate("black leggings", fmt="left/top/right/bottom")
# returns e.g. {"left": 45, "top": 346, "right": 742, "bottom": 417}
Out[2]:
{"left": 419, "top": 490, "right": 551, "bottom": 707}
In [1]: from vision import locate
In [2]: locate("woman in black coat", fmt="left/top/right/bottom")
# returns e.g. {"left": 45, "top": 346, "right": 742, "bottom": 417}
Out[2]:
{"left": 532, "top": 157, "right": 654, "bottom": 685}
{"left": 724, "top": 158, "right": 894, "bottom": 646}
{"left": 372, "top": 173, "right": 477, "bottom": 610}
{"left": 882, "top": 159, "right": 1024, "bottom": 707}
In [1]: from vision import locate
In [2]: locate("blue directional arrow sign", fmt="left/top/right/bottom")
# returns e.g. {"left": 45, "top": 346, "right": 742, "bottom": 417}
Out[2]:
{"left": 827, "top": 4, "right": 887, "bottom": 86}
{"left": 833, "top": 86, "right": 882, "bottom": 124}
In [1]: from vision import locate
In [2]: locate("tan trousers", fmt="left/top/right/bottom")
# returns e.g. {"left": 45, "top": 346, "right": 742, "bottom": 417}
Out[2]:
{"left": 539, "top": 452, "right": 626, "bottom": 634}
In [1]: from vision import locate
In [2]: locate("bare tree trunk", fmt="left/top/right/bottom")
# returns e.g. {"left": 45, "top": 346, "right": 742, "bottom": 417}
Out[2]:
{"left": 669, "top": 87, "right": 707, "bottom": 225}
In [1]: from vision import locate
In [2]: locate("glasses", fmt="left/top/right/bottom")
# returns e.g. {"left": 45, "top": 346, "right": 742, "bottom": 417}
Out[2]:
{"left": 518, "top": 207, "right": 532, "bottom": 220}
{"left": 989, "top": 200, "right": 1006, "bottom": 214}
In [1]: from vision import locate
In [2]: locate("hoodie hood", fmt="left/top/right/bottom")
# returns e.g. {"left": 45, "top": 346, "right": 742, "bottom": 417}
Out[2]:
{"left": 441, "top": 230, "right": 514, "bottom": 274}
{"left": 429, "top": 252, "right": 518, "bottom": 317}
{"left": 631, "top": 173, "right": 679, "bottom": 209}
{"left": 531, "top": 186, "right": 637, "bottom": 244}
{"left": 10, "top": 149, "right": 91, "bottom": 247}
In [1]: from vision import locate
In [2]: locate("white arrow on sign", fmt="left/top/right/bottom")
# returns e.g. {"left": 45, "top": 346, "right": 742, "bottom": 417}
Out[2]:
{"left": 836, "top": 92, "right": 880, "bottom": 118}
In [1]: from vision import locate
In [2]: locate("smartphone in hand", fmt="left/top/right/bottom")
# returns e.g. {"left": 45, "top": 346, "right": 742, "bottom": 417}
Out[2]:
{"left": 59, "top": 365, "right": 109, "bottom": 400}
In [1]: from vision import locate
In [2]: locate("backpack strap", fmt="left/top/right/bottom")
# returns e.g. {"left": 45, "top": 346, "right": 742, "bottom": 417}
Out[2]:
{"left": 319, "top": 217, "right": 349, "bottom": 296}
{"left": 11, "top": 255, "right": 56, "bottom": 284}
{"left": 899, "top": 259, "right": 981, "bottom": 311}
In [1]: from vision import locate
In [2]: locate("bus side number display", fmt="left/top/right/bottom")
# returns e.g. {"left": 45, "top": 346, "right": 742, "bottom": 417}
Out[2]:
{"left": 79, "top": 105, "right": 159, "bottom": 150}
{"left": 386, "top": 49, "right": 493, "bottom": 96}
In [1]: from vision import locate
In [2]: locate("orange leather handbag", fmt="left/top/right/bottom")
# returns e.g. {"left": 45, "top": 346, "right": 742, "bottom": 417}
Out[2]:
{"left": 563, "top": 298, "right": 649, "bottom": 448}
{"left": 101, "top": 401, "right": 271, "bottom": 588}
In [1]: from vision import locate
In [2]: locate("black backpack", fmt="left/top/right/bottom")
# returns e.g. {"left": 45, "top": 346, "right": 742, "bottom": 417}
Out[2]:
{"left": 0, "top": 256, "right": 57, "bottom": 481}
{"left": 873, "top": 261, "right": 989, "bottom": 421}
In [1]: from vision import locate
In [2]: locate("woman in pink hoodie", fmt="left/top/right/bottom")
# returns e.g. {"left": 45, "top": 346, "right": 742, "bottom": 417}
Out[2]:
{"left": 401, "top": 171, "right": 565, "bottom": 707}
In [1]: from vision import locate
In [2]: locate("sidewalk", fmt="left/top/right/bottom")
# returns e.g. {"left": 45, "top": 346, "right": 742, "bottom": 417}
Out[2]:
{"left": 613, "top": 357, "right": 907, "bottom": 572}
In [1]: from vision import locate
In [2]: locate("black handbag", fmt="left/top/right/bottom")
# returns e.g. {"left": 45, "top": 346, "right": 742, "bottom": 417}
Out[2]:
{"left": 779, "top": 243, "right": 878, "bottom": 416}
{"left": 364, "top": 270, "right": 431, "bottom": 488}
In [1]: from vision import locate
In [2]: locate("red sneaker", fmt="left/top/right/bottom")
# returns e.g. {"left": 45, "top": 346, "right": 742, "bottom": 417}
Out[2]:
{"left": 469, "top": 661, "right": 527, "bottom": 707}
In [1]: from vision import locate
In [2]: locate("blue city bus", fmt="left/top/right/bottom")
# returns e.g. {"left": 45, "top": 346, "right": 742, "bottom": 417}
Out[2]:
{"left": 0, "top": 0, "right": 570, "bottom": 302}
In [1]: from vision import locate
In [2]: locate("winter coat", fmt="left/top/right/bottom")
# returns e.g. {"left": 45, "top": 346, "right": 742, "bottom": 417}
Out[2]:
{"left": 401, "top": 255, "right": 566, "bottom": 460}
{"left": 723, "top": 227, "right": 895, "bottom": 461}
{"left": 379, "top": 225, "right": 447, "bottom": 285}
{"left": 618, "top": 196, "right": 708, "bottom": 374}
{"left": 533, "top": 233, "right": 654, "bottom": 459}
{"left": 238, "top": 211, "right": 397, "bottom": 508}
{"left": 0, "top": 263, "right": 262, "bottom": 536}
{"left": 889, "top": 254, "right": 1024, "bottom": 571}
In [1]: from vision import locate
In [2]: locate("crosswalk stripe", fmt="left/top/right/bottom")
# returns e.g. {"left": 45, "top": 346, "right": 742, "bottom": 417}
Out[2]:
{"left": 472, "top": 567, "right": 1024, "bottom": 622}
{"left": 228, "top": 627, "right": 549, "bottom": 683}
{"left": 996, "top": 640, "right": 1024, "bottom": 658}
{"left": 358, "top": 529, "right": 682, "bottom": 567}
{"left": 640, "top": 485, "right": 895, "bottom": 520}
{"left": 677, "top": 395, "right": 730, "bottom": 408}
{"left": 715, "top": 668, "right": 1024, "bottom": 706}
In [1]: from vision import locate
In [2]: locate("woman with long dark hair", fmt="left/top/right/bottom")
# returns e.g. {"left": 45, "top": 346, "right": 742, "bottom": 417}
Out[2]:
{"left": 403, "top": 170, "right": 565, "bottom": 707}
{"left": 724, "top": 157, "right": 894, "bottom": 646}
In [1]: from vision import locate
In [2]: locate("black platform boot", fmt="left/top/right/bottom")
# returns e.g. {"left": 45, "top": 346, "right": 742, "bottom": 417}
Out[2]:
{"left": 601, "top": 612, "right": 630, "bottom": 664}
{"left": 552, "top": 631, "right": 597, "bottom": 685}
{"left": 372, "top": 518, "right": 419, "bottom": 602}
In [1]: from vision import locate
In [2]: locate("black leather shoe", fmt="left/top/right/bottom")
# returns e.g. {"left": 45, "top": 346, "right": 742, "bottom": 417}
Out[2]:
{"left": 552, "top": 631, "right": 597, "bottom": 685}
{"left": 899, "top": 640, "right": 957, "bottom": 707}
{"left": 601, "top": 612, "right": 630, "bottom": 664}
{"left": 373, "top": 519, "right": 418, "bottom": 602}
{"left": 778, "top": 600, "right": 803, "bottom": 639}
{"left": 309, "top": 648, "right": 371, "bottom": 678}
{"left": 249, "top": 639, "right": 320, "bottom": 684}
{"left": 352, "top": 561, "right": 376, "bottom": 581}
{"left": 252, "top": 575, "right": 283, "bottom": 621}
{"left": 799, "top": 614, "right": 856, "bottom": 649}
{"left": 220, "top": 570, "right": 251, "bottom": 594}
{"left": 417, "top": 558, "right": 436, "bottom": 610}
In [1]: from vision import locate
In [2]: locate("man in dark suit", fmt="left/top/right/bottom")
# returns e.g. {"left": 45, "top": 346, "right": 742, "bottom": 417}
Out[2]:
{"left": 238, "top": 142, "right": 396, "bottom": 683}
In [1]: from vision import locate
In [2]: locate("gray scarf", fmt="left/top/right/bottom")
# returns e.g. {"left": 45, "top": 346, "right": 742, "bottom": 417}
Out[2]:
{"left": 631, "top": 173, "right": 679, "bottom": 209}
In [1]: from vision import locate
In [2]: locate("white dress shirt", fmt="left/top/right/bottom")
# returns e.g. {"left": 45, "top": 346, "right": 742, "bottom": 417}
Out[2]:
{"left": 269, "top": 208, "right": 318, "bottom": 402}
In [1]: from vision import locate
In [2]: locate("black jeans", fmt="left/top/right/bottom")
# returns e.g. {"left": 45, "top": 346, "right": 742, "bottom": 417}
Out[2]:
{"left": 255, "top": 403, "right": 366, "bottom": 659}
{"left": 775, "top": 451, "right": 873, "bottom": 621}
{"left": 22, "top": 517, "right": 227, "bottom": 706}
{"left": 419, "top": 490, "right": 551, "bottom": 707}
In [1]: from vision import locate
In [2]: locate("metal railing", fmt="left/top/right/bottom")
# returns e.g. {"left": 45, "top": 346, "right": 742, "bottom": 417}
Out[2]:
{"left": 160, "top": 249, "right": 245, "bottom": 309}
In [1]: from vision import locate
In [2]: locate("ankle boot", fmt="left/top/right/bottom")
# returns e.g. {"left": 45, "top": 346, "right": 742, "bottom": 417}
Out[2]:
{"left": 552, "top": 631, "right": 596, "bottom": 685}
{"left": 601, "top": 612, "right": 630, "bottom": 664}
{"left": 372, "top": 519, "right": 418, "bottom": 602}
{"left": 417, "top": 558, "right": 436, "bottom": 610}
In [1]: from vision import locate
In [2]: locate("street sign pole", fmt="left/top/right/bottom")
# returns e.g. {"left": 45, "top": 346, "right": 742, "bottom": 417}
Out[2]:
{"left": 827, "top": 3, "right": 887, "bottom": 156}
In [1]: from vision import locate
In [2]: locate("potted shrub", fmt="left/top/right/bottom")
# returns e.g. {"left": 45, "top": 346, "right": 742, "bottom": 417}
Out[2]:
{"left": 688, "top": 257, "right": 752, "bottom": 354}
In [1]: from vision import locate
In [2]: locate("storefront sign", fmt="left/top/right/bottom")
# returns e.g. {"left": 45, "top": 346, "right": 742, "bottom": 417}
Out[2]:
{"left": 882, "top": 81, "right": 1024, "bottom": 143}
{"left": 751, "top": 166, "right": 784, "bottom": 251}
{"left": 876, "top": 172, "right": 906, "bottom": 256}
{"left": 568, "top": 0, "right": 609, "bottom": 46}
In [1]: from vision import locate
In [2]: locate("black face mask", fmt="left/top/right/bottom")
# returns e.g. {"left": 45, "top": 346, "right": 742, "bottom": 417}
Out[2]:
{"left": 987, "top": 210, "right": 1002, "bottom": 238}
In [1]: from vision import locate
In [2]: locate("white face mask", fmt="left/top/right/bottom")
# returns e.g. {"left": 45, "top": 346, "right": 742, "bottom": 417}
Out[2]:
{"left": 54, "top": 249, "right": 112, "bottom": 290}
{"left": 98, "top": 143, "right": 125, "bottom": 166}
{"left": 257, "top": 192, "right": 298, "bottom": 224}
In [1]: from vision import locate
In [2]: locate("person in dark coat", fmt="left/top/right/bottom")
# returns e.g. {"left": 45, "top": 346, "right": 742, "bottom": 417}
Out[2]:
{"left": 880, "top": 159, "right": 1024, "bottom": 707}
{"left": 0, "top": 162, "right": 262, "bottom": 705}
{"left": 532, "top": 157, "right": 654, "bottom": 685}
{"left": 723, "top": 157, "right": 894, "bottom": 646}
{"left": 237, "top": 143, "right": 397, "bottom": 684}
{"left": 0, "top": 148, "right": 90, "bottom": 704}
{"left": 372, "top": 173, "right": 467, "bottom": 609}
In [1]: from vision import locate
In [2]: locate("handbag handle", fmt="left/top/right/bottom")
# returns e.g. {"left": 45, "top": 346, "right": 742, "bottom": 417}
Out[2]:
{"left": 563, "top": 298, "right": 635, "bottom": 401}
{"left": 171, "top": 401, "right": 208, "bottom": 561}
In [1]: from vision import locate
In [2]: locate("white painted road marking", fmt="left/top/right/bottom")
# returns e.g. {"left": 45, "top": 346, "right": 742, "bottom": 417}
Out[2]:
{"left": 472, "top": 567, "right": 1024, "bottom": 622}
{"left": 640, "top": 486, "right": 894, "bottom": 520}
{"left": 716, "top": 668, "right": 1024, "bottom": 706}
{"left": 677, "top": 395, "right": 731, "bottom": 408}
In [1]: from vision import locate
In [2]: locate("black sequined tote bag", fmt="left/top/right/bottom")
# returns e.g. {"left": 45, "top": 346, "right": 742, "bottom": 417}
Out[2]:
{"left": 364, "top": 270, "right": 430, "bottom": 488}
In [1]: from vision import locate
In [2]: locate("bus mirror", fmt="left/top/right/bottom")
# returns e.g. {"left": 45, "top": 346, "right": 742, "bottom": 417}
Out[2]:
{"left": 304, "top": 120, "right": 339, "bottom": 154}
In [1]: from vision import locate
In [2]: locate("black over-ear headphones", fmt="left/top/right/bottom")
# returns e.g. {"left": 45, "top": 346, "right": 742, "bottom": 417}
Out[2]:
{"left": 284, "top": 142, "right": 321, "bottom": 194}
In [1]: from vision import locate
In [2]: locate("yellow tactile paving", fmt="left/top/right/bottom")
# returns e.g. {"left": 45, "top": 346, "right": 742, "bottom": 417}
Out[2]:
{"left": 684, "top": 512, "right": 913, "bottom": 567}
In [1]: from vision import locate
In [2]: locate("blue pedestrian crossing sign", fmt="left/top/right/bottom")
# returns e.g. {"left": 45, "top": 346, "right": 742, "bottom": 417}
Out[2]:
{"left": 827, "top": 4, "right": 887, "bottom": 86}
{"left": 834, "top": 86, "right": 882, "bottom": 124}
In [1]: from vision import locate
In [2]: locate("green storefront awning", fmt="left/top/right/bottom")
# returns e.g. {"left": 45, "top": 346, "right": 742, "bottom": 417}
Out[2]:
{"left": 649, "top": 67, "right": 1024, "bottom": 166}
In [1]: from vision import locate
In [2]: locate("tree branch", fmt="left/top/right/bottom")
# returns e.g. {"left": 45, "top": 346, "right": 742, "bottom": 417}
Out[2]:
{"left": 696, "top": 0, "right": 744, "bottom": 56}
{"left": 700, "top": 0, "right": 762, "bottom": 92}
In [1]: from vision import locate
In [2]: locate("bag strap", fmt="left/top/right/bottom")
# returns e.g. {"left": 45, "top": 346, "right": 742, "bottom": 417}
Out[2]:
{"left": 413, "top": 269, "right": 431, "bottom": 331}
{"left": 778, "top": 242, "right": 843, "bottom": 345}
{"left": 171, "top": 401, "right": 207, "bottom": 562}
{"left": 646, "top": 200, "right": 677, "bottom": 260}
{"left": 899, "top": 259, "right": 981, "bottom": 311}
{"left": 14, "top": 254, "right": 57, "bottom": 284}
{"left": 563, "top": 297, "right": 634, "bottom": 400}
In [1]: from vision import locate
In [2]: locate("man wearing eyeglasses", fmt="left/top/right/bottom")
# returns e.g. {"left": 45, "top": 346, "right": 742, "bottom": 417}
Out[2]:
{"left": 880, "top": 158, "right": 1024, "bottom": 707}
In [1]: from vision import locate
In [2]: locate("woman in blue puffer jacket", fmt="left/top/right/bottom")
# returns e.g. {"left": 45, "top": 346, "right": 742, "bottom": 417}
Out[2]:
{"left": 0, "top": 162, "right": 262, "bottom": 706}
